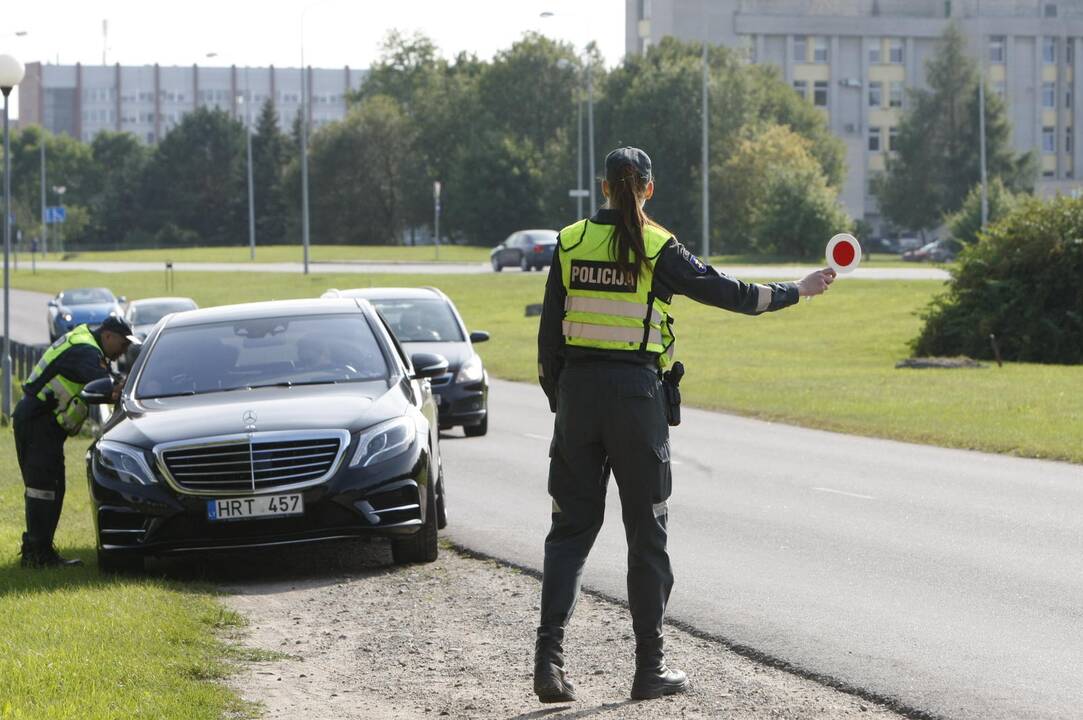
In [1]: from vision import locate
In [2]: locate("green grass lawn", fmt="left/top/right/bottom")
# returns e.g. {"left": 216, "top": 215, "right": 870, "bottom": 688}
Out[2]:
{"left": 18, "top": 244, "right": 492, "bottom": 265}
{"left": 0, "top": 432, "right": 254, "bottom": 720}
{"left": 11, "top": 268, "right": 1081, "bottom": 462}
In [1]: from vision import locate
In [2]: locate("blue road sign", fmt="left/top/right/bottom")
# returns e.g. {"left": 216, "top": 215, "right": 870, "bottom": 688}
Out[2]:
{"left": 45, "top": 206, "right": 67, "bottom": 224}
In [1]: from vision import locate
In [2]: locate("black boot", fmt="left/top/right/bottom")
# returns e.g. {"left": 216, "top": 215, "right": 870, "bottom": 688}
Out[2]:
{"left": 19, "top": 532, "right": 45, "bottom": 569}
{"left": 534, "top": 626, "right": 576, "bottom": 703}
{"left": 631, "top": 636, "right": 688, "bottom": 700}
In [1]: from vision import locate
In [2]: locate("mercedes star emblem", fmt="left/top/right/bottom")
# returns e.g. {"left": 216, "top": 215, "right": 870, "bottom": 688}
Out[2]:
{"left": 242, "top": 410, "right": 257, "bottom": 428}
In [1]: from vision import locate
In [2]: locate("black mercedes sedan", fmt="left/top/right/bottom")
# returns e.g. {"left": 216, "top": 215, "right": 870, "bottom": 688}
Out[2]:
{"left": 83, "top": 298, "right": 449, "bottom": 573}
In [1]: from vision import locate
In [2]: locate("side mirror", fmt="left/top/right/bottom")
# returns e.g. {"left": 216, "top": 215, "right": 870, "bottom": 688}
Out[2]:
{"left": 469, "top": 331, "right": 490, "bottom": 344}
{"left": 48, "top": 299, "right": 57, "bottom": 307}
{"left": 118, "top": 296, "right": 127, "bottom": 304}
{"left": 409, "top": 352, "right": 449, "bottom": 380}
{"left": 80, "top": 377, "right": 116, "bottom": 405}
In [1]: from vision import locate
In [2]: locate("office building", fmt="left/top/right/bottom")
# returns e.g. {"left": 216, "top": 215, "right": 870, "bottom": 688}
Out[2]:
{"left": 18, "top": 62, "right": 367, "bottom": 145}
{"left": 627, "top": 0, "right": 1083, "bottom": 233}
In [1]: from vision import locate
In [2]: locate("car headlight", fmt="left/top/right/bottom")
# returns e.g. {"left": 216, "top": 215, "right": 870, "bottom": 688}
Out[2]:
{"left": 109, "top": 310, "right": 120, "bottom": 318}
{"left": 350, "top": 417, "right": 417, "bottom": 468}
{"left": 63, "top": 313, "right": 73, "bottom": 322}
{"left": 456, "top": 354, "right": 484, "bottom": 383}
{"left": 96, "top": 440, "right": 157, "bottom": 485}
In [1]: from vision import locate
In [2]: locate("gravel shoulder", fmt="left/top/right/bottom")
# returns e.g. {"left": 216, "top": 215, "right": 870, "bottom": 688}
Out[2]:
{"left": 217, "top": 540, "right": 906, "bottom": 720}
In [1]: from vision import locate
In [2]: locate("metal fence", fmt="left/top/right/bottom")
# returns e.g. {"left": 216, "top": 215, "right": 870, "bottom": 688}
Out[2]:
{"left": 8, "top": 338, "right": 47, "bottom": 383}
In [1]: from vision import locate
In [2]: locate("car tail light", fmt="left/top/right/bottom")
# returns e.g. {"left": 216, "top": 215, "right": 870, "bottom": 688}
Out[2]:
{"left": 533, "top": 246, "right": 544, "bottom": 254}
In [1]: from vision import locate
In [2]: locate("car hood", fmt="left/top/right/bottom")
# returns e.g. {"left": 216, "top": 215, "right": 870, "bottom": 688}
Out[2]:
{"left": 401, "top": 341, "right": 474, "bottom": 371}
{"left": 62, "top": 303, "right": 118, "bottom": 323}
{"left": 108, "top": 381, "right": 402, "bottom": 448}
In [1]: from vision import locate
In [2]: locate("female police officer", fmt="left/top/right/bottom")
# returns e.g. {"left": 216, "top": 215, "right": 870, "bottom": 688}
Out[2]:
{"left": 534, "top": 147, "right": 835, "bottom": 702}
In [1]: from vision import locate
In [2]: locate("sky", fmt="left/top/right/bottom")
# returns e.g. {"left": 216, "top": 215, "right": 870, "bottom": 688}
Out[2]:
{"left": 3, "top": 0, "right": 626, "bottom": 118}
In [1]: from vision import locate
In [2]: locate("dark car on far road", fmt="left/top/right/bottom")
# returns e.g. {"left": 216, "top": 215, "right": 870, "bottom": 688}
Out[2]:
{"left": 322, "top": 287, "right": 490, "bottom": 437}
{"left": 902, "top": 238, "right": 962, "bottom": 263}
{"left": 119, "top": 296, "right": 199, "bottom": 371}
{"left": 81, "top": 298, "right": 449, "bottom": 573}
{"left": 47, "top": 287, "right": 126, "bottom": 341}
{"left": 490, "top": 229, "right": 557, "bottom": 272}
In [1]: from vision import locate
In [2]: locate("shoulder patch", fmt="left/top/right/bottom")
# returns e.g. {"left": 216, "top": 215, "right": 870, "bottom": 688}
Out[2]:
{"left": 675, "top": 243, "right": 707, "bottom": 274}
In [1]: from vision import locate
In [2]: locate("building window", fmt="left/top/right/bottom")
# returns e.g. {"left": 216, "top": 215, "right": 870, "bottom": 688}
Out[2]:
{"left": 1043, "top": 37, "right": 1056, "bottom": 65}
{"left": 813, "top": 81, "right": 828, "bottom": 107}
{"left": 1043, "top": 82, "right": 1056, "bottom": 108}
{"left": 889, "top": 39, "right": 905, "bottom": 64}
{"left": 989, "top": 36, "right": 1006, "bottom": 63}
{"left": 889, "top": 81, "right": 904, "bottom": 108}
{"left": 813, "top": 36, "right": 828, "bottom": 63}
{"left": 1068, "top": 88, "right": 1074, "bottom": 109}
{"left": 793, "top": 80, "right": 808, "bottom": 100}
{"left": 1067, "top": 127, "right": 1073, "bottom": 153}
{"left": 868, "top": 81, "right": 883, "bottom": 107}
{"left": 889, "top": 126, "right": 899, "bottom": 151}
{"left": 1043, "top": 126, "right": 1056, "bottom": 153}
{"left": 794, "top": 35, "right": 808, "bottom": 63}
{"left": 1069, "top": 41, "right": 1075, "bottom": 66}
{"left": 868, "top": 40, "right": 882, "bottom": 65}
{"left": 1045, "top": 3, "right": 1058, "bottom": 17}
{"left": 639, "top": 0, "right": 652, "bottom": 19}
{"left": 869, "top": 126, "right": 882, "bottom": 152}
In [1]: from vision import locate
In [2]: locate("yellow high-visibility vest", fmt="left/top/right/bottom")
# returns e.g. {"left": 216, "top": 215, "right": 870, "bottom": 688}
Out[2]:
{"left": 23, "top": 324, "right": 104, "bottom": 435}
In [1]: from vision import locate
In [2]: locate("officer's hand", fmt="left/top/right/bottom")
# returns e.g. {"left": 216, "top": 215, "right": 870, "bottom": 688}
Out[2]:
{"left": 797, "top": 268, "right": 837, "bottom": 297}
{"left": 110, "top": 377, "right": 126, "bottom": 402}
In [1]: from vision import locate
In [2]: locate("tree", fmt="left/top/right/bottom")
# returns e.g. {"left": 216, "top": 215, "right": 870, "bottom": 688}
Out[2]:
{"left": 301, "top": 96, "right": 419, "bottom": 244}
{"left": 913, "top": 195, "right": 1083, "bottom": 364}
{"left": 876, "top": 23, "right": 1036, "bottom": 233}
{"left": 85, "top": 131, "right": 150, "bottom": 248}
{"left": 252, "top": 99, "right": 289, "bottom": 245}
{"left": 720, "top": 125, "right": 851, "bottom": 257}
{"left": 139, "top": 108, "right": 246, "bottom": 246}
{"left": 945, "top": 178, "right": 1019, "bottom": 246}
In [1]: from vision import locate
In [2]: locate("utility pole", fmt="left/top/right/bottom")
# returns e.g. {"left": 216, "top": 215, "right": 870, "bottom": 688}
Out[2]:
{"left": 587, "top": 57, "right": 596, "bottom": 214}
{"left": 433, "top": 181, "right": 441, "bottom": 260}
{"left": 40, "top": 139, "right": 47, "bottom": 255}
{"left": 701, "top": 0, "right": 711, "bottom": 259}
{"left": 245, "top": 67, "right": 256, "bottom": 260}
{"left": 978, "top": 0, "right": 989, "bottom": 228}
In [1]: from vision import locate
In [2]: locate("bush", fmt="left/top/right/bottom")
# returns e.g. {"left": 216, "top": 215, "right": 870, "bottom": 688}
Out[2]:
{"left": 945, "top": 178, "right": 1019, "bottom": 246}
{"left": 913, "top": 195, "right": 1083, "bottom": 364}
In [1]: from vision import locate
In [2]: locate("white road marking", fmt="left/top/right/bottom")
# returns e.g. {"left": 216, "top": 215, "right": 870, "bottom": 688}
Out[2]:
{"left": 811, "top": 487, "right": 875, "bottom": 501}
{"left": 524, "top": 433, "right": 551, "bottom": 441}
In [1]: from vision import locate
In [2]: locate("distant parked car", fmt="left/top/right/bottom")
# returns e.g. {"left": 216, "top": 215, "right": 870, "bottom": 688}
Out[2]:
{"left": 490, "top": 229, "right": 557, "bottom": 272}
{"left": 322, "top": 286, "right": 490, "bottom": 437}
{"left": 47, "top": 288, "right": 126, "bottom": 342}
{"left": 119, "top": 297, "right": 199, "bottom": 371}
{"left": 902, "top": 239, "right": 962, "bottom": 263}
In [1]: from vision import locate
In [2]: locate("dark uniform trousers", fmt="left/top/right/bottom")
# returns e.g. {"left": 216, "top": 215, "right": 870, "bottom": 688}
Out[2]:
{"left": 541, "top": 361, "right": 674, "bottom": 644}
{"left": 13, "top": 400, "right": 69, "bottom": 553}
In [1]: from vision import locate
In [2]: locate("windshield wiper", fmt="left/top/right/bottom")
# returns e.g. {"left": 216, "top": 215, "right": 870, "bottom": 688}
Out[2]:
{"left": 139, "top": 390, "right": 198, "bottom": 399}
{"left": 241, "top": 380, "right": 343, "bottom": 390}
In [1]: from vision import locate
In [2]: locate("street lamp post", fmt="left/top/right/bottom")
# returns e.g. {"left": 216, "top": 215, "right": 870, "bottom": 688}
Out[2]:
{"left": 52, "top": 185, "right": 66, "bottom": 255}
{"left": 241, "top": 69, "right": 256, "bottom": 261}
{"left": 1, "top": 53, "right": 26, "bottom": 425}
{"left": 700, "top": 0, "right": 711, "bottom": 259}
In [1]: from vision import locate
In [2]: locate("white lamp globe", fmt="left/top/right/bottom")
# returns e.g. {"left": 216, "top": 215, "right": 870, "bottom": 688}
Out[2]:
{"left": 0, "top": 54, "right": 26, "bottom": 89}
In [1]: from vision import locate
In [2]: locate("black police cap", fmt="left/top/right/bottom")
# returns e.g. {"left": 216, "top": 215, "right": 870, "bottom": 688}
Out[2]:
{"left": 99, "top": 316, "right": 142, "bottom": 346}
{"left": 605, "top": 147, "right": 652, "bottom": 181}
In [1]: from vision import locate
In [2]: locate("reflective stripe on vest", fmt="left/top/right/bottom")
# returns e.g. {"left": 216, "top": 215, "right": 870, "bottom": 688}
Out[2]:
{"left": 565, "top": 296, "right": 663, "bottom": 324}
{"left": 562, "top": 320, "right": 663, "bottom": 347}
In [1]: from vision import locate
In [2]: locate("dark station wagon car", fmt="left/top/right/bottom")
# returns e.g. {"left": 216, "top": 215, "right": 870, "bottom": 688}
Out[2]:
{"left": 82, "top": 298, "right": 450, "bottom": 572}
{"left": 322, "top": 287, "right": 490, "bottom": 437}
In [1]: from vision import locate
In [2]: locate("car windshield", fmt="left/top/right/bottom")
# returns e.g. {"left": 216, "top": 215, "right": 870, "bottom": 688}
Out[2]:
{"left": 130, "top": 300, "right": 196, "bottom": 326}
{"left": 136, "top": 313, "right": 389, "bottom": 399}
{"left": 526, "top": 233, "right": 557, "bottom": 245}
{"left": 62, "top": 288, "right": 115, "bottom": 305}
{"left": 370, "top": 298, "right": 464, "bottom": 343}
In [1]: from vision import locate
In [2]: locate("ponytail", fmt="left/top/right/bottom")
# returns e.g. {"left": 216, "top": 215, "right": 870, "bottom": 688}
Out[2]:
{"left": 606, "top": 167, "right": 650, "bottom": 279}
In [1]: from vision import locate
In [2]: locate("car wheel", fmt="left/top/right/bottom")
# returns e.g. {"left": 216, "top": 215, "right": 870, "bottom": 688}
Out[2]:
{"left": 491, "top": 257, "right": 502, "bottom": 272}
{"left": 520, "top": 256, "right": 530, "bottom": 272}
{"left": 391, "top": 479, "right": 438, "bottom": 564}
{"left": 464, "top": 411, "right": 488, "bottom": 438}
{"left": 97, "top": 549, "right": 144, "bottom": 574}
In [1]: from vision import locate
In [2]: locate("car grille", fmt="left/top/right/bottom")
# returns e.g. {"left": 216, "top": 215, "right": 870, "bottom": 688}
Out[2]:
{"left": 161, "top": 435, "right": 344, "bottom": 494}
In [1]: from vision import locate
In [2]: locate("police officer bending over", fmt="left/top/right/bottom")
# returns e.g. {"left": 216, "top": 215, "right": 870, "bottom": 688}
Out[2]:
{"left": 15, "top": 316, "right": 139, "bottom": 568}
{"left": 534, "top": 147, "right": 835, "bottom": 702}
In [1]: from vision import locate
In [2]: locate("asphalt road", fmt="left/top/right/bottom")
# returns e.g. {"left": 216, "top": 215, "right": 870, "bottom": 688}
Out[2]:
{"left": 440, "top": 379, "right": 1083, "bottom": 720}
{"left": 0, "top": 289, "right": 52, "bottom": 345}
{"left": 29, "top": 259, "right": 951, "bottom": 280}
